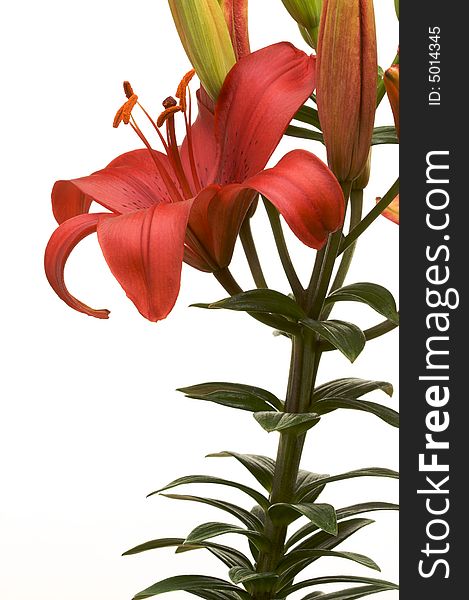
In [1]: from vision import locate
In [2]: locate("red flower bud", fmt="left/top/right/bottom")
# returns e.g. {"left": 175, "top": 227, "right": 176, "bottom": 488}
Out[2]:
{"left": 317, "top": 0, "right": 378, "bottom": 183}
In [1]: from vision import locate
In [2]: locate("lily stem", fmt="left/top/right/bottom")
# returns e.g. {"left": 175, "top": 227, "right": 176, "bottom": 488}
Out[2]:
{"left": 264, "top": 198, "right": 305, "bottom": 302}
{"left": 321, "top": 188, "right": 363, "bottom": 320}
{"left": 240, "top": 219, "right": 268, "bottom": 289}
{"left": 339, "top": 178, "right": 399, "bottom": 256}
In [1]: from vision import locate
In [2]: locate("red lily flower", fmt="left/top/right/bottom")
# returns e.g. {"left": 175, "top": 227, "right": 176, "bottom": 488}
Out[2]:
{"left": 45, "top": 42, "right": 344, "bottom": 322}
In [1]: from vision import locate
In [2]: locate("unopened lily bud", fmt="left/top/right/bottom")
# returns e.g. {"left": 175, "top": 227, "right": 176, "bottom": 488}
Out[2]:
{"left": 281, "top": 0, "right": 322, "bottom": 49}
{"left": 352, "top": 151, "right": 371, "bottom": 190}
{"left": 384, "top": 64, "right": 400, "bottom": 139}
{"left": 394, "top": 0, "right": 399, "bottom": 19}
{"left": 219, "top": 0, "right": 250, "bottom": 59}
{"left": 316, "top": 0, "right": 378, "bottom": 183}
{"left": 168, "top": 0, "right": 236, "bottom": 101}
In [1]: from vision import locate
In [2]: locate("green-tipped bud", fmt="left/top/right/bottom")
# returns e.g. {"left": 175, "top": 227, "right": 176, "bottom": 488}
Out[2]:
{"left": 169, "top": 0, "right": 236, "bottom": 101}
{"left": 394, "top": 0, "right": 399, "bottom": 19}
{"left": 281, "top": 0, "right": 322, "bottom": 49}
{"left": 352, "top": 151, "right": 371, "bottom": 191}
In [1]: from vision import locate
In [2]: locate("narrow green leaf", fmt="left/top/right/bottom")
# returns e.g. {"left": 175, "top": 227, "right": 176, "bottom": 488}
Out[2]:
{"left": 371, "top": 126, "right": 399, "bottom": 146}
{"left": 285, "top": 124, "right": 324, "bottom": 143}
{"left": 193, "top": 290, "right": 306, "bottom": 321}
{"left": 269, "top": 502, "right": 337, "bottom": 535}
{"left": 314, "top": 398, "right": 399, "bottom": 428}
{"left": 123, "top": 538, "right": 185, "bottom": 556}
{"left": 161, "top": 494, "right": 263, "bottom": 531}
{"left": 300, "top": 583, "right": 398, "bottom": 600}
{"left": 206, "top": 452, "right": 275, "bottom": 493}
{"left": 150, "top": 475, "right": 269, "bottom": 510}
{"left": 277, "top": 519, "right": 375, "bottom": 584}
{"left": 301, "top": 319, "right": 366, "bottom": 362}
{"left": 312, "top": 378, "right": 393, "bottom": 401}
{"left": 253, "top": 412, "right": 320, "bottom": 435}
{"left": 293, "top": 105, "right": 321, "bottom": 129}
{"left": 278, "top": 549, "right": 380, "bottom": 575}
{"left": 325, "top": 283, "right": 399, "bottom": 324}
{"left": 282, "top": 575, "right": 398, "bottom": 597}
{"left": 133, "top": 575, "right": 249, "bottom": 600}
{"left": 175, "top": 540, "right": 253, "bottom": 570}
{"left": 177, "top": 382, "right": 283, "bottom": 412}
{"left": 296, "top": 468, "right": 399, "bottom": 503}
{"left": 286, "top": 502, "right": 399, "bottom": 549}
{"left": 184, "top": 522, "right": 270, "bottom": 552}
{"left": 229, "top": 567, "right": 278, "bottom": 585}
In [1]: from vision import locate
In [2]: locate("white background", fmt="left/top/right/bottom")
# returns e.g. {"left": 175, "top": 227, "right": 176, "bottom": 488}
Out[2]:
{"left": 1, "top": 1, "right": 399, "bottom": 599}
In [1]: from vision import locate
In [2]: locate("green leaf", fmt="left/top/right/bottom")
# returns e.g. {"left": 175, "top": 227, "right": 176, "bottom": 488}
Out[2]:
{"left": 312, "top": 378, "right": 393, "bottom": 401}
{"left": 286, "top": 502, "right": 399, "bottom": 549}
{"left": 285, "top": 124, "right": 324, "bottom": 143}
{"left": 282, "top": 576, "right": 398, "bottom": 597}
{"left": 206, "top": 452, "right": 275, "bottom": 493}
{"left": 277, "top": 519, "right": 376, "bottom": 584}
{"left": 228, "top": 567, "right": 278, "bottom": 593}
{"left": 293, "top": 105, "right": 321, "bottom": 129}
{"left": 314, "top": 398, "right": 399, "bottom": 427}
{"left": 184, "top": 522, "right": 270, "bottom": 552}
{"left": 123, "top": 538, "right": 185, "bottom": 556}
{"left": 175, "top": 540, "right": 253, "bottom": 570}
{"left": 301, "top": 319, "right": 366, "bottom": 362}
{"left": 133, "top": 575, "right": 250, "bottom": 600}
{"left": 269, "top": 502, "right": 337, "bottom": 535}
{"left": 300, "top": 583, "right": 399, "bottom": 600}
{"left": 193, "top": 290, "right": 305, "bottom": 321}
{"left": 294, "top": 470, "right": 328, "bottom": 503}
{"left": 371, "top": 125, "right": 399, "bottom": 146}
{"left": 160, "top": 494, "right": 263, "bottom": 531}
{"left": 324, "top": 283, "right": 399, "bottom": 324}
{"left": 296, "top": 468, "right": 399, "bottom": 503}
{"left": 278, "top": 549, "right": 380, "bottom": 575}
{"left": 150, "top": 475, "right": 269, "bottom": 510}
{"left": 253, "top": 412, "right": 320, "bottom": 435}
{"left": 177, "top": 382, "right": 283, "bottom": 412}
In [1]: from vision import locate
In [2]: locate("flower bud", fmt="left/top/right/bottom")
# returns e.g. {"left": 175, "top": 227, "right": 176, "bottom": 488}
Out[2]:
{"left": 281, "top": 0, "right": 322, "bottom": 49}
{"left": 394, "top": 0, "right": 399, "bottom": 19}
{"left": 384, "top": 64, "right": 399, "bottom": 139}
{"left": 168, "top": 0, "right": 236, "bottom": 101}
{"left": 316, "top": 0, "right": 378, "bottom": 183}
{"left": 352, "top": 151, "right": 371, "bottom": 190}
{"left": 219, "top": 0, "right": 250, "bottom": 59}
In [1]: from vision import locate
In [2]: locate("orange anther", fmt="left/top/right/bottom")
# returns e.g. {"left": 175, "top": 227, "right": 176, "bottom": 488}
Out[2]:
{"left": 176, "top": 69, "right": 195, "bottom": 112}
{"left": 157, "top": 105, "right": 182, "bottom": 128}
{"left": 113, "top": 94, "right": 138, "bottom": 128}
{"left": 123, "top": 81, "right": 134, "bottom": 99}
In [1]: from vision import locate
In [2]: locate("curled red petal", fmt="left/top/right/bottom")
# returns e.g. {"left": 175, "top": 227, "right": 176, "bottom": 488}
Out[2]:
{"left": 246, "top": 150, "right": 345, "bottom": 248}
{"left": 44, "top": 213, "right": 112, "bottom": 319}
{"left": 381, "top": 194, "right": 399, "bottom": 224}
{"left": 214, "top": 42, "right": 316, "bottom": 184}
{"left": 97, "top": 201, "right": 192, "bottom": 322}
{"left": 52, "top": 150, "right": 178, "bottom": 224}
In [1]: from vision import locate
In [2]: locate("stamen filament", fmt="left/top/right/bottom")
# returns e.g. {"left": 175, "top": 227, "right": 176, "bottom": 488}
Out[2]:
{"left": 165, "top": 115, "right": 194, "bottom": 199}
{"left": 130, "top": 118, "right": 183, "bottom": 204}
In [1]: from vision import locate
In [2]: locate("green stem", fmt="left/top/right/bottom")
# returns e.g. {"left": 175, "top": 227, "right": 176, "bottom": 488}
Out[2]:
{"left": 264, "top": 199, "right": 305, "bottom": 302}
{"left": 321, "top": 189, "right": 363, "bottom": 320}
{"left": 339, "top": 178, "right": 399, "bottom": 256}
{"left": 240, "top": 220, "right": 268, "bottom": 289}
{"left": 255, "top": 331, "right": 317, "bottom": 595}
{"left": 307, "top": 182, "right": 352, "bottom": 318}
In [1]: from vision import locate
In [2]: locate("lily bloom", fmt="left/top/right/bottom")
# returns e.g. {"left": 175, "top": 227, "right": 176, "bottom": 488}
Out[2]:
{"left": 45, "top": 42, "right": 344, "bottom": 322}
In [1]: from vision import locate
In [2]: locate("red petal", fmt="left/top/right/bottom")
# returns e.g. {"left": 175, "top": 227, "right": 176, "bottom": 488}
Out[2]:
{"left": 52, "top": 150, "right": 178, "bottom": 224}
{"left": 44, "top": 213, "right": 112, "bottom": 319}
{"left": 97, "top": 201, "right": 192, "bottom": 322}
{"left": 246, "top": 150, "right": 345, "bottom": 248}
{"left": 214, "top": 42, "right": 316, "bottom": 184}
{"left": 381, "top": 194, "right": 399, "bottom": 224}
